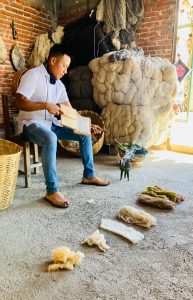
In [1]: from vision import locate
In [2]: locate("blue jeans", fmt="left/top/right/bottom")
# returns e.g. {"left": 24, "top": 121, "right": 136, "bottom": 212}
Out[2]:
{"left": 23, "top": 123, "right": 95, "bottom": 194}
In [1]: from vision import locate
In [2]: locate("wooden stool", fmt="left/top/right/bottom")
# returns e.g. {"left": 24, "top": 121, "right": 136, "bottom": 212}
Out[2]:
{"left": 2, "top": 94, "right": 42, "bottom": 187}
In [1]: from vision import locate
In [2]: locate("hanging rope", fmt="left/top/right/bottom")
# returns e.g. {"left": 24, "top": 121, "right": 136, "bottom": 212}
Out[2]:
{"left": 96, "top": 0, "right": 144, "bottom": 49}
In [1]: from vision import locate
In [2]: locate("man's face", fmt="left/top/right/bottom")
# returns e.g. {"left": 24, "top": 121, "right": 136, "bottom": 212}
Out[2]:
{"left": 49, "top": 54, "right": 71, "bottom": 80}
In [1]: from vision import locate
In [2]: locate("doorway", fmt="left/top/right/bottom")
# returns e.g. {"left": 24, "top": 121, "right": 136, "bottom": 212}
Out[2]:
{"left": 169, "top": 0, "right": 193, "bottom": 153}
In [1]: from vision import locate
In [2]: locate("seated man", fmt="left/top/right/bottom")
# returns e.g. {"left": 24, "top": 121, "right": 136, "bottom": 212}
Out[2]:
{"left": 15, "top": 44, "right": 109, "bottom": 208}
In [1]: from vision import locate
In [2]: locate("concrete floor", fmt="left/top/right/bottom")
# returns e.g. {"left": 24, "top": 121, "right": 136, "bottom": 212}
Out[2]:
{"left": 0, "top": 148, "right": 193, "bottom": 300}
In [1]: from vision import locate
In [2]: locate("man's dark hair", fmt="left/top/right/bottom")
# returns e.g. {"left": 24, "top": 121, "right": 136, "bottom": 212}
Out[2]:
{"left": 48, "top": 44, "right": 69, "bottom": 60}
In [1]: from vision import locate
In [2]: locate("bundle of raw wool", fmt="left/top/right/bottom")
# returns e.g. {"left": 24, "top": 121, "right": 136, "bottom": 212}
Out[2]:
{"left": 96, "top": 0, "right": 144, "bottom": 49}
{"left": 138, "top": 194, "right": 176, "bottom": 210}
{"left": 118, "top": 206, "right": 157, "bottom": 228}
{"left": 28, "top": 26, "right": 64, "bottom": 67}
{"left": 47, "top": 246, "right": 84, "bottom": 272}
{"left": 137, "top": 185, "right": 185, "bottom": 210}
{"left": 89, "top": 49, "right": 178, "bottom": 147}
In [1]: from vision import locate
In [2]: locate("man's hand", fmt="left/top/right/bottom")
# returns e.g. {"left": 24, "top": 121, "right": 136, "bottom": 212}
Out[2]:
{"left": 46, "top": 103, "right": 60, "bottom": 115}
{"left": 91, "top": 124, "right": 103, "bottom": 135}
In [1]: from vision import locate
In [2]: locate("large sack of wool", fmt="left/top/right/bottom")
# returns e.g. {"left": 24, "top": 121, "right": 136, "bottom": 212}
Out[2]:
{"left": 89, "top": 49, "right": 177, "bottom": 147}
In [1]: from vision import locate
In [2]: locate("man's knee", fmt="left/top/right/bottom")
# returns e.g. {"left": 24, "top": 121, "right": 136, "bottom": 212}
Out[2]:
{"left": 45, "top": 131, "right": 57, "bottom": 146}
{"left": 79, "top": 135, "right": 92, "bottom": 142}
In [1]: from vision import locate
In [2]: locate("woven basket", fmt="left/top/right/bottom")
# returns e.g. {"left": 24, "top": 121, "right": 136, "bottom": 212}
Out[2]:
{"left": 0, "top": 139, "right": 22, "bottom": 210}
{"left": 12, "top": 68, "right": 28, "bottom": 96}
{"left": 59, "top": 110, "right": 104, "bottom": 156}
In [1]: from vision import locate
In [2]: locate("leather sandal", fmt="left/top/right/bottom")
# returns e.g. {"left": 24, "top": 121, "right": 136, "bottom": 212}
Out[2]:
{"left": 45, "top": 192, "right": 70, "bottom": 208}
{"left": 82, "top": 176, "right": 110, "bottom": 186}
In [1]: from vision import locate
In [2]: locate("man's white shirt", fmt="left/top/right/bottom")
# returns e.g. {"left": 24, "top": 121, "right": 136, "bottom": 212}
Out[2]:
{"left": 16, "top": 64, "right": 68, "bottom": 133}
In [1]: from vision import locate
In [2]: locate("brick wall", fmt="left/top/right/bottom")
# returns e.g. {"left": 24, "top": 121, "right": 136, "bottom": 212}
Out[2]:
{"left": 58, "top": 1, "right": 98, "bottom": 26}
{"left": 137, "top": 0, "right": 177, "bottom": 62}
{"left": 58, "top": 7, "right": 88, "bottom": 27}
{"left": 0, "top": 0, "right": 54, "bottom": 131}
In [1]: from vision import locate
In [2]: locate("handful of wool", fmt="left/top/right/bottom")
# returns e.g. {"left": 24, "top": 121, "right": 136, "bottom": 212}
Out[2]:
{"left": 89, "top": 49, "right": 178, "bottom": 147}
{"left": 143, "top": 186, "right": 185, "bottom": 203}
{"left": 83, "top": 230, "right": 110, "bottom": 252}
{"left": 118, "top": 206, "right": 157, "bottom": 228}
{"left": 137, "top": 186, "right": 185, "bottom": 210}
{"left": 47, "top": 247, "right": 84, "bottom": 272}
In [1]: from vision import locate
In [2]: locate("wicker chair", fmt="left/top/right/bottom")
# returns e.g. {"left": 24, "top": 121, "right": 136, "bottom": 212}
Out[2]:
{"left": 2, "top": 94, "right": 42, "bottom": 188}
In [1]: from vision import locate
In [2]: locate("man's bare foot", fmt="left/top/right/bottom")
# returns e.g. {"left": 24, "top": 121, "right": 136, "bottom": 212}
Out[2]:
{"left": 45, "top": 191, "right": 70, "bottom": 208}
{"left": 82, "top": 176, "right": 110, "bottom": 186}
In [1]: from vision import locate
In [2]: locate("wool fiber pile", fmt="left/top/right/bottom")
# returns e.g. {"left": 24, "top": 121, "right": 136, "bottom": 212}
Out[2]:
{"left": 28, "top": 26, "right": 64, "bottom": 67}
{"left": 89, "top": 49, "right": 178, "bottom": 147}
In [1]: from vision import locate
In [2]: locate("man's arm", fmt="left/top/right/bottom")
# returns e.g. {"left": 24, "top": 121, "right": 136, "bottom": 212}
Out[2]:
{"left": 15, "top": 93, "right": 60, "bottom": 115}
